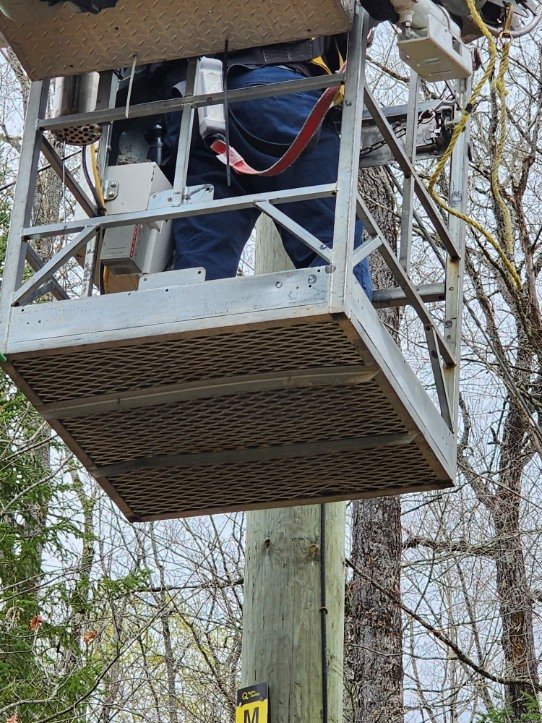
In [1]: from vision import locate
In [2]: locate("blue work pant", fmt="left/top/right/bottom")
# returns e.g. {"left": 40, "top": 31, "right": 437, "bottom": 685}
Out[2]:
{"left": 162, "top": 65, "right": 372, "bottom": 298}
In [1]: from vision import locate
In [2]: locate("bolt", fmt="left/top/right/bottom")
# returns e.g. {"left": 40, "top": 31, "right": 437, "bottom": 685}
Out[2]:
{"left": 275, "top": 281, "right": 282, "bottom": 288}
{"left": 308, "top": 274, "right": 317, "bottom": 284}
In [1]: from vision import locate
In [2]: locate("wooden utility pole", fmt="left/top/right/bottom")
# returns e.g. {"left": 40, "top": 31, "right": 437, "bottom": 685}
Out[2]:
{"left": 240, "top": 217, "right": 346, "bottom": 722}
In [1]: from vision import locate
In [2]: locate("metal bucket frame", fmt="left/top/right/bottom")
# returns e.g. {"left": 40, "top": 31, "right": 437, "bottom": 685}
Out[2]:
{"left": 0, "top": 7, "right": 471, "bottom": 518}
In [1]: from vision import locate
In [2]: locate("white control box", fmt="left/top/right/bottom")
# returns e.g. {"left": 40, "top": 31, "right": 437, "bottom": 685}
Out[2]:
{"left": 100, "top": 162, "right": 173, "bottom": 276}
{"left": 398, "top": 14, "right": 473, "bottom": 82}
{"left": 195, "top": 56, "right": 226, "bottom": 139}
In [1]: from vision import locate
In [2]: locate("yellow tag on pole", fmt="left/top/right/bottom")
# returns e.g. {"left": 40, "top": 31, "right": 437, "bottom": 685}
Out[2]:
{"left": 235, "top": 683, "right": 269, "bottom": 723}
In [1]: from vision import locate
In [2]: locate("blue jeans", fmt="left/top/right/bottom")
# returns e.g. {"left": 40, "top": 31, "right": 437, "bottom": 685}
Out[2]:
{"left": 162, "top": 65, "right": 372, "bottom": 298}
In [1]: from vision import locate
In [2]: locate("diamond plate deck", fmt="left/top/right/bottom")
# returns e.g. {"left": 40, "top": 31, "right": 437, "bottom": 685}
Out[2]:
{"left": 0, "top": 0, "right": 354, "bottom": 80}
{"left": 9, "top": 317, "right": 453, "bottom": 521}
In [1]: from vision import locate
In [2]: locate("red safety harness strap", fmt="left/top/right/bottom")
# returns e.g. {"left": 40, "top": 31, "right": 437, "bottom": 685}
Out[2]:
{"left": 209, "top": 66, "right": 345, "bottom": 177}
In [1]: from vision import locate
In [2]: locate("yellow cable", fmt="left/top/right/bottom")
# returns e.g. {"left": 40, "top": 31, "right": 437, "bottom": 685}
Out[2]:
{"left": 89, "top": 143, "right": 109, "bottom": 292}
{"left": 491, "top": 8, "right": 514, "bottom": 255}
{"left": 427, "top": 0, "right": 521, "bottom": 289}
{"left": 89, "top": 142, "right": 106, "bottom": 209}
{"left": 100, "top": 232, "right": 110, "bottom": 293}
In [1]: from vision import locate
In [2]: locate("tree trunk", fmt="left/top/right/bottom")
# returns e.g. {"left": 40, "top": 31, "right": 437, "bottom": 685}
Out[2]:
{"left": 151, "top": 525, "right": 180, "bottom": 723}
{"left": 350, "top": 498, "right": 403, "bottom": 722}
{"left": 494, "top": 376, "right": 540, "bottom": 717}
{"left": 348, "top": 166, "right": 404, "bottom": 723}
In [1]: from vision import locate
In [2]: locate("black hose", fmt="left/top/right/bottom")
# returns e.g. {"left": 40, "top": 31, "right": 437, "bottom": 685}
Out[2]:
{"left": 223, "top": 38, "right": 231, "bottom": 188}
{"left": 320, "top": 503, "right": 328, "bottom": 723}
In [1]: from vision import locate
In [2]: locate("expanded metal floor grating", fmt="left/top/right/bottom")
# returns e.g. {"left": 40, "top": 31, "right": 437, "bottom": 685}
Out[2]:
{"left": 109, "top": 446, "right": 441, "bottom": 520}
{"left": 60, "top": 383, "right": 408, "bottom": 466}
{"left": 0, "top": 0, "right": 354, "bottom": 80}
{"left": 13, "top": 324, "right": 362, "bottom": 404}
{"left": 10, "top": 319, "right": 452, "bottom": 520}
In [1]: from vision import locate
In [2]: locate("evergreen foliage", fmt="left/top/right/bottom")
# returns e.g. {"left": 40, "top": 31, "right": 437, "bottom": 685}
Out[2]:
{"left": 476, "top": 696, "right": 542, "bottom": 723}
{"left": 0, "top": 180, "right": 150, "bottom": 720}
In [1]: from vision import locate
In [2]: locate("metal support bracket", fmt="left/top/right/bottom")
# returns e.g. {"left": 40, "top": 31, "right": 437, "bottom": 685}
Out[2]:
{"left": 256, "top": 201, "right": 332, "bottom": 263}
{"left": 13, "top": 228, "right": 96, "bottom": 307}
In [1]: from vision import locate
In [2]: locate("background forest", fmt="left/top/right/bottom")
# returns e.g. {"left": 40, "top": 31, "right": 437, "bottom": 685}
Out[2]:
{"left": 0, "top": 17, "right": 541, "bottom": 723}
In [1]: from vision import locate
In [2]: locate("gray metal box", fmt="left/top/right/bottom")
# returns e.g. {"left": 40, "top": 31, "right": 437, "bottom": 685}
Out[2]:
{"left": 100, "top": 163, "right": 172, "bottom": 276}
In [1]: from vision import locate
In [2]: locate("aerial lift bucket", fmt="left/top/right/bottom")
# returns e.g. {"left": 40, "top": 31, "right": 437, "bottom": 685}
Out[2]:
{"left": 0, "top": 4, "right": 467, "bottom": 520}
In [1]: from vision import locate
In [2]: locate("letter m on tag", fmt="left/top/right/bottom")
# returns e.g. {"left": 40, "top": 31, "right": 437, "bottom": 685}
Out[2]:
{"left": 244, "top": 708, "right": 259, "bottom": 723}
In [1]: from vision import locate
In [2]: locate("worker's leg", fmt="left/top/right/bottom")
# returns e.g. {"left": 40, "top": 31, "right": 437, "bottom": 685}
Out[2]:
{"left": 226, "top": 67, "right": 373, "bottom": 297}
{"left": 274, "top": 121, "right": 373, "bottom": 298}
{"left": 162, "top": 65, "right": 371, "bottom": 290}
{"left": 162, "top": 65, "right": 320, "bottom": 280}
{"left": 162, "top": 115, "right": 259, "bottom": 280}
